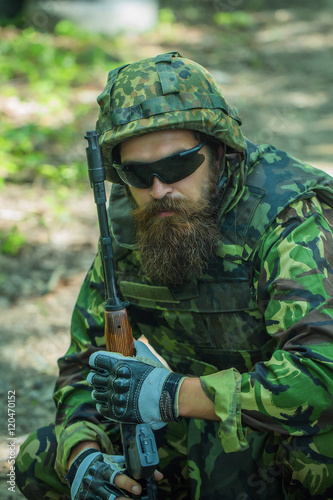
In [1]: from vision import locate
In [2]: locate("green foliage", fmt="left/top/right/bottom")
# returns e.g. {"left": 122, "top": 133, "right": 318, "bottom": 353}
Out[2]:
{"left": 158, "top": 8, "right": 176, "bottom": 25}
{"left": 2, "top": 29, "right": 75, "bottom": 85}
{"left": 37, "top": 161, "right": 87, "bottom": 186}
{"left": 213, "top": 11, "right": 254, "bottom": 29}
{"left": 0, "top": 226, "right": 26, "bottom": 256}
{"left": 0, "top": 21, "right": 121, "bottom": 187}
{"left": 54, "top": 19, "right": 82, "bottom": 37}
{"left": 1, "top": 124, "right": 47, "bottom": 180}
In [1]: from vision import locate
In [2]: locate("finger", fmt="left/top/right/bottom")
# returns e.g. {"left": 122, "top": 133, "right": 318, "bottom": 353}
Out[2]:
{"left": 99, "top": 488, "right": 127, "bottom": 500}
{"left": 154, "top": 469, "right": 164, "bottom": 481}
{"left": 135, "top": 339, "right": 171, "bottom": 369}
{"left": 150, "top": 420, "right": 166, "bottom": 431}
{"left": 89, "top": 351, "right": 108, "bottom": 368}
{"left": 92, "top": 390, "right": 108, "bottom": 404}
{"left": 96, "top": 404, "right": 117, "bottom": 421}
{"left": 134, "top": 341, "right": 163, "bottom": 364}
{"left": 87, "top": 372, "right": 109, "bottom": 388}
{"left": 89, "top": 351, "right": 125, "bottom": 369}
{"left": 114, "top": 472, "right": 142, "bottom": 497}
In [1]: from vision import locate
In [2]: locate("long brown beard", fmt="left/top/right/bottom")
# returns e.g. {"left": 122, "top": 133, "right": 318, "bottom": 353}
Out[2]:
{"left": 131, "top": 184, "right": 220, "bottom": 288}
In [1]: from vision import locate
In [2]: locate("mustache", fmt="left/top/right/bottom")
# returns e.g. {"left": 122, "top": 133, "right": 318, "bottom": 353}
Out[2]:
{"left": 131, "top": 196, "right": 213, "bottom": 224}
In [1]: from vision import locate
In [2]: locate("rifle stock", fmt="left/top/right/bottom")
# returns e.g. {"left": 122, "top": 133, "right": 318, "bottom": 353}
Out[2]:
{"left": 105, "top": 307, "right": 135, "bottom": 356}
{"left": 85, "top": 130, "right": 158, "bottom": 500}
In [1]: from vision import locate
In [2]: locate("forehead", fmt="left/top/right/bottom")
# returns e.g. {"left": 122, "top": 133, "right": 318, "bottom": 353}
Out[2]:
{"left": 120, "top": 129, "right": 197, "bottom": 163}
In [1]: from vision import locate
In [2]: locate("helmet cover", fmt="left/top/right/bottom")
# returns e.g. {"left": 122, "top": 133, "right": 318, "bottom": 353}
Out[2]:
{"left": 95, "top": 51, "right": 246, "bottom": 183}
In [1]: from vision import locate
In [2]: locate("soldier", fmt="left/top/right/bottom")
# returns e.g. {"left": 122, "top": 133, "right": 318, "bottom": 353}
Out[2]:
{"left": 16, "top": 51, "right": 333, "bottom": 499}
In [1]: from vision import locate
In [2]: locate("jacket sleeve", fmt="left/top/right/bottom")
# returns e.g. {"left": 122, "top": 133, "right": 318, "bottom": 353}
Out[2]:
{"left": 201, "top": 196, "right": 333, "bottom": 452}
{"left": 52, "top": 252, "right": 140, "bottom": 480}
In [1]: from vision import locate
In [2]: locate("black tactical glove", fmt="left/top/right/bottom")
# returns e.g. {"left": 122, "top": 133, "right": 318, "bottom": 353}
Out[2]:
{"left": 67, "top": 448, "right": 127, "bottom": 500}
{"left": 87, "top": 340, "right": 185, "bottom": 429}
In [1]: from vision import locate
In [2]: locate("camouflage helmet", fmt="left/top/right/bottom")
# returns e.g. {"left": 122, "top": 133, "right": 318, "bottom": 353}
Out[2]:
{"left": 95, "top": 51, "right": 246, "bottom": 183}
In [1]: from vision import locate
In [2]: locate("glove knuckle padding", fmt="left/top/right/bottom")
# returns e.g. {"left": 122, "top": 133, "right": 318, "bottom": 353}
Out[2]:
{"left": 114, "top": 378, "right": 131, "bottom": 393}
{"left": 117, "top": 365, "right": 131, "bottom": 378}
{"left": 113, "top": 393, "right": 128, "bottom": 417}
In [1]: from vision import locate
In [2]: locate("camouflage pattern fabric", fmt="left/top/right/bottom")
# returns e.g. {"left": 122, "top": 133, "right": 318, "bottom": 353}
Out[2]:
{"left": 16, "top": 127, "right": 333, "bottom": 498}
{"left": 15, "top": 424, "right": 70, "bottom": 500}
{"left": 16, "top": 420, "right": 333, "bottom": 499}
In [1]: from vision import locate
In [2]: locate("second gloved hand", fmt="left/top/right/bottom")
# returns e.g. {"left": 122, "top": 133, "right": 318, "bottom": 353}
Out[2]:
{"left": 67, "top": 449, "right": 127, "bottom": 500}
{"left": 87, "top": 340, "right": 186, "bottom": 429}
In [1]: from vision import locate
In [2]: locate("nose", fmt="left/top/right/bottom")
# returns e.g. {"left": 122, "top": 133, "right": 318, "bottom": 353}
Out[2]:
{"left": 149, "top": 175, "right": 173, "bottom": 199}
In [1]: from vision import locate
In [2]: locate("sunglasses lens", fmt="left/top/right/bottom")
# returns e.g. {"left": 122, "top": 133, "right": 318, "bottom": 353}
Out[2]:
{"left": 118, "top": 168, "right": 150, "bottom": 188}
{"left": 157, "top": 153, "right": 205, "bottom": 185}
{"left": 114, "top": 141, "right": 206, "bottom": 188}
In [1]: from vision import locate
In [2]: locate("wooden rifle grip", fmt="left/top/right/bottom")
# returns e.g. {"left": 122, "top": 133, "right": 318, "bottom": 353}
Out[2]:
{"left": 105, "top": 308, "right": 135, "bottom": 356}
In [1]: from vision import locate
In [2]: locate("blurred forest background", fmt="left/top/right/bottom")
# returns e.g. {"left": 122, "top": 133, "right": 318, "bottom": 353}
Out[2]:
{"left": 0, "top": 0, "right": 332, "bottom": 497}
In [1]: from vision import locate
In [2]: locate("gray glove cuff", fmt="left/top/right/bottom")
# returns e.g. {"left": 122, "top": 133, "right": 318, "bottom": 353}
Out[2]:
{"left": 160, "top": 372, "right": 185, "bottom": 422}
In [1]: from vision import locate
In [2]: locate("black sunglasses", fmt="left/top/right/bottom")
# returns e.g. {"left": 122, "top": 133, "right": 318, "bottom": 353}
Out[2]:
{"left": 113, "top": 141, "right": 207, "bottom": 189}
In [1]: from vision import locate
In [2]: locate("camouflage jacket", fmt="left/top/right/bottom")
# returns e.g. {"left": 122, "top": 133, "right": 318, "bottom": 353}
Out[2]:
{"left": 53, "top": 140, "right": 333, "bottom": 479}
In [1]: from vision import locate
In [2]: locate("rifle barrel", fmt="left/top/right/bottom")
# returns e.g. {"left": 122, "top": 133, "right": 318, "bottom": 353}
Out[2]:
{"left": 85, "top": 130, "right": 158, "bottom": 497}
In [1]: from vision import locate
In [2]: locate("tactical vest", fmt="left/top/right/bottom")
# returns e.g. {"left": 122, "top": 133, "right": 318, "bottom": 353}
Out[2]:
{"left": 109, "top": 140, "right": 333, "bottom": 377}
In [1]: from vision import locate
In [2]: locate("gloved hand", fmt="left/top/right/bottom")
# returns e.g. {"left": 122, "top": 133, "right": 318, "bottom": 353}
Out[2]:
{"left": 87, "top": 340, "right": 186, "bottom": 429}
{"left": 67, "top": 448, "right": 127, "bottom": 500}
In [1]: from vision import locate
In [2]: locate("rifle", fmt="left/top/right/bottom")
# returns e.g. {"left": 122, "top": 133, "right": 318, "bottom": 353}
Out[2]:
{"left": 85, "top": 130, "right": 159, "bottom": 500}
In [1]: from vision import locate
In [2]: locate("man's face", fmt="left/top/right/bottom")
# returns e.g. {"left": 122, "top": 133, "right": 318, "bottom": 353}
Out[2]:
{"left": 119, "top": 129, "right": 223, "bottom": 287}
{"left": 120, "top": 129, "right": 213, "bottom": 208}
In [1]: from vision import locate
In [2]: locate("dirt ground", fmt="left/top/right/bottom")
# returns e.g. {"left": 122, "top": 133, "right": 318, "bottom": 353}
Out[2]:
{"left": 1, "top": 3, "right": 333, "bottom": 498}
